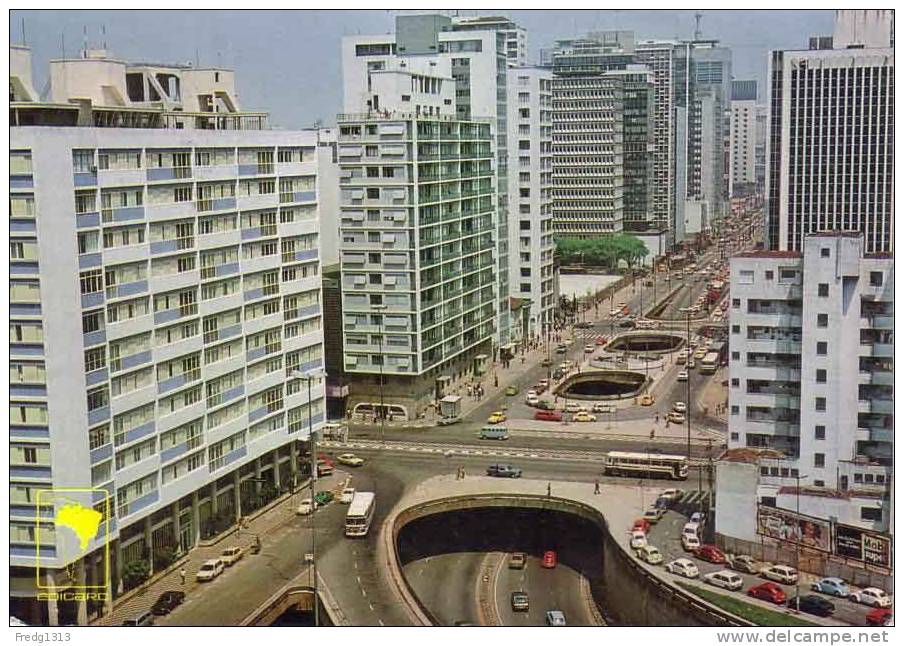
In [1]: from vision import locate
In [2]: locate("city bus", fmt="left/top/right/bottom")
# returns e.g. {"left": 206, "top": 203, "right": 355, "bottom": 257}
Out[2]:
{"left": 603, "top": 451, "right": 689, "bottom": 480}
{"left": 699, "top": 351, "right": 720, "bottom": 375}
{"left": 345, "top": 491, "right": 376, "bottom": 537}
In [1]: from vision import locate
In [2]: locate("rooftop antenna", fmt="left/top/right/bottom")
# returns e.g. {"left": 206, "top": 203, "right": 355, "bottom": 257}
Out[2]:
{"left": 102, "top": 24, "right": 106, "bottom": 49}
{"left": 83, "top": 24, "right": 87, "bottom": 57}
{"left": 196, "top": 48, "right": 200, "bottom": 67}
{"left": 21, "top": 17, "right": 26, "bottom": 45}
{"left": 693, "top": 11, "right": 703, "bottom": 41}
{"left": 61, "top": 32, "right": 65, "bottom": 58}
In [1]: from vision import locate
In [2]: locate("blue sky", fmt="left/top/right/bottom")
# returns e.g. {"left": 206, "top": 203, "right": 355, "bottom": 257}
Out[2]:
{"left": 10, "top": 9, "right": 834, "bottom": 128}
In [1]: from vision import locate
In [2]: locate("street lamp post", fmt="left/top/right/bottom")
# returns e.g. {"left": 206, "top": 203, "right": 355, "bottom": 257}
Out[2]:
{"left": 794, "top": 473, "right": 809, "bottom": 613}
{"left": 685, "top": 311, "right": 692, "bottom": 464}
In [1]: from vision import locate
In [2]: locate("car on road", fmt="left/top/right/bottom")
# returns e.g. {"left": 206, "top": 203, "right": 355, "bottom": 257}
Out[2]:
{"left": 811, "top": 577, "right": 850, "bottom": 598}
{"left": 676, "top": 371, "right": 689, "bottom": 382}
{"left": 675, "top": 354, "right": 687, "bottom": 365}
{"left": 340, "top": 487, "right": 356, "bottom": 504}
{"left": 592, "top": 402, "right": 615, "bottom": 414}
{"left": 220, "top": 546, "right": 244, "bottom": 566}
{"left": 694, "top": 544, "right": 726, "bottom": 564}
{"left": 694, "top": 348, "right": 708, "bottom": 359}
{"left": 609, "top": 308, "right": 622, "bottom": 317}
{"left": 296, "top": 499, "right": 313, "bottom": 515}
{"left": 532, "top": 384, "right": 546, "bottom": 395}
{"left": 122, "top": 611, "right": 155, "bottom": 627}
{"left": 555, "top": 345, "right": 568, "bottom": 354}
{"left": 508, "top": 553, "right": 527, "bottom": 569}
{"left": 760, "top": 564, "right": 798, "bottom": 585}
{"left": 849, "top": 587, "right": 892, "bottom": 608}
{"left": 788, "top": 595, "right": 835, "bottom": 617}
{"left": 552, "top": 368, "right": 565, "bottom": 380}
{"left": 703, "top": 570, "right": 744, "bottom": 591}
{"left": 595, "top": 336, "right": 607, "bottom": 345}
{"left": 151, "top": 590, "right": 186, "bottom": 616}
{"left": 337, "top": 453, "right": 364, "bottom": 467}
{"left": 630, "top": 531, "right": 648, "bottom": 550}
{"left": 534, "top": 409, "right": 563, "bottom": 422}
{"left": 575, "top": 321, "right": 594, "bottom": 329}
{"left": 541, "top": 358, "right": 553, "bottom": 367}
{"left": 487, "top": 411, "right": 507, "bottom": 424}
{"left": 505, "top": 385, "right": 519, "bottom": 396}
{"left": 525, "top": 394, "right": 540, "bottom": 407}
{"left": 639, "top": 394, "right": 655, "bottom": 406}
{"left": 538, "top": 378, "right": 550, "bottom": 389}
{"left": 747, "top": 582, "right": 787, "bottom": 605}
{"left": 511, "top": 591, "right": 530, "bottom": 612}
{"left": 642, "top": 508, "right": 664, "bottom": 524}
{"left": 584, "top": 344, "right": 595, "bottom": 353}
{"left": 564, "top": 402, "right": 585, "bottom": 413}
{"left": 636, "top": 545, "right": 663, "bottom": 565}
{"left": 546, "top": 610, "right": 567, "bottom": 626}
{"left": 667, "top": 411, "right": 686, "bottom": 424}
{"left": 726, "top": 554, "right": 759, "bottom": 574}
{"left": 659, "top": 488, "right": 684, "bottom": 503}
{"left": 542, "top": 550, "right": 557, "bottom": 568}
{"left": 632, "top": 518, "right": 651, "bottom": 534}
{"left": 487, "top": 464, "right": 522, "bottom": 478}
{"left": 572, "top": 411, "right": 597, "bottom": 423}
{"left": 665, "top": 558, "right": 699, "bottom": 579}
{"left": 619, "top": 319, "right": 637, "bottom": 329}
{"left": 314, "top": 491, "right": 334, "bottom": 507}
{"left": 686, "top": 358, "right": 696, "bottom": 369}
{"left": 689, "top": 511, "right": 706, "bottom": 525}
{"left": 672, "top": 402, "right": 687, "bottom": 414}
{"left": 866, "top": 608, "right": 893, "bottom": 627}
{"left": 196, "top": 559, "right": 224, "bottom": 582}
{"left": 535, "top": 399, "right": 556, "bottom": 411}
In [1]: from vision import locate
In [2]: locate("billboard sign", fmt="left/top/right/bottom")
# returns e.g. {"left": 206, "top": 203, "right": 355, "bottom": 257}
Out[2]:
{"left": 756, "top": 505, "right": 831, "bottom": 552}
{"left": 833, "top": 523, "right": 892, "bottom": 570}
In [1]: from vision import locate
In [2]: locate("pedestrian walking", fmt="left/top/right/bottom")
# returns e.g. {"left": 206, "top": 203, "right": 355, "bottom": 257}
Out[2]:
{"left": 467, "top": 384, "right": 473, "bottom": 397}
{"left": 594, "top": 479, "right": 600, "bottom": 495}
{"left": 547, "top": 482, "right": 552, "bottom": 498}
{"left": 650, "top": 428, "right": 655, "bottom": 440}
{"left": 180, "top": 567, "right": 186, "bottom": 586}
{"left": 655, "top": 412, "right": 659, "bottom": 423}
{"left": 494, "top": 374, "right": 499, "bottom": 388}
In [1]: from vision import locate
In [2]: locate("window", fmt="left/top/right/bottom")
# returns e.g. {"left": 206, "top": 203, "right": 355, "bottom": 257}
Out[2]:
{"left": 816, "top": 342, "right": 827, "bottom": 356}
{"left": 815, "top": 397, "right": 826, "bottom": 412}
{"left": 817, "top": 313, "right": 828, "bottom": 327}
{"left": 80, "top": 269, "right": 103, "bottom": 295}
{"left": 366, "top": 188, "right": 379, "bottom": 199}
{"left": 814, "top": 453, "right": 825, "bottom": 468}
{"left": 739, "top": 270, "right": 754, "bottom": 284}
{"left": 731, "top": 325, "right": 740, "bottom": 334}
{"left": 869, "top": 272, "right": 883, "bottom": 287}
{"left": 765, "top": 270, "right": 774, "bottom": 280}
{"left": 815, "top": 425, "right": 825, "bottom": 440}
{"left": 818, "top": 283, "right": 829, "bottom": 297}
{"left": 815, "top": 369, "right": 826, "bottom": 383}
{"left": 820, "top": 247, "right": 830, "bottom": 258}
{"left": 730, "top": 405, "right": 739, "bottom": 415}
{"left": 731, "top": 351, "right": 740, "bottom": 360}
{"left": 860, "top": 507, "right": 882, "bottom": 522}
{"left": 732, "top": 298, "right": 740, "bottom": 308}
{"left": 731, "top": 378, "right": 739, "bottom": 387}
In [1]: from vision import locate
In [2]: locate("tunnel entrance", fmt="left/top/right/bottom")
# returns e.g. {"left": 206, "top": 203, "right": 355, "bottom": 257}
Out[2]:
{"left": 558, "top": 371, "right": 646, "bottom": 399}
{"left": 606, "top": 332, "right": 684, "bottom": 354}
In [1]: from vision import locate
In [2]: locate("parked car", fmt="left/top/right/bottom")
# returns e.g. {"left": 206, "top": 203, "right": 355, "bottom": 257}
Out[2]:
{"left": 636, "top": 545, "right": 663, "bottom": 565}
{"left": 689, "top": 512, "right": 706, "bottom": 525}
{"left": 151, "top": 590, "right": 186, "bottom": 616}
{"left": 541, "top": 358, "right": 553, "bottom": 367}
{"left": 534, "top": 409, "right": 563, "bottom": 422}
{"left": 572, "top": 411, "right": 597, "bottom": 423}
{"left": 546, "top": 610, "right": 567, "bottom": 626}
{"left": 642, "top": 508, "right": 664, "bottom": 524}
{"left": 510, "top": 591, "right": 530, "bottom": 612}
{"left": 682, "top": 536, "right": 701, "bottom": 554}
{"left": 677, "top": 371, "right": 689, "bottom": 382}
{"left": 866, "top": 608, "right": 893, "bottom": 627}
{"left": 122, "top": 611, "right": 155, "bottom": 627}
{"left": 667, "top": 411, "right": 686, "bottom": 424}
{"left": 681, "top": 522, "right": 700, "bottom": 538}
{"left": 686, "top": 358, "right": 696, "bottom": 369}
{"left": 788, "top": 595, "right": 835, "bottom": 617}
{"left": 337, "top": 453, "right": 364, "bottom": 467}
{"left": 486, "top": 464, "right": 522, "bottom": 478}
{"left": 811, "top": 577, "right": 850, "bottom": 598}
{"left": 220, "top": 546, "right": 244, "bottom": 566}
{"left": 542, "top": 550, "right": 557, "bottom": 568}
{"left": 659, "top": 488, "right": 684, "bottom": 503}
{"left": 505, "top": 385, "right": 519, "bottom": 396}
{"left": 487, "top": 411, "right": 507, "bottom": 424}
{"left": 761, "top": 564, "right": 798, "bottom": 585}
{"left": 340, "top": 487, "right": 356, "bottom": 504}
{"left": 694, "top": 544, "right": 726, "bottom": 564}
{"left": 675, "top": 354, "right": 687, "bottom": 365}
{"left": 632, "top": 518, "right": 651, "bottom": 534}
{"left": 665, "top": 558, "right": 699, "bottom": 579}
{"left": 592, "top": 402, "right": 616, "bottom": 414}
{"left": 595, "top": 336, "right": 607, "bottom": 345}
{"left": 703, "top": 570, "right": 744, "bottom": 591}
{"left": 314, "top": 491, "right": 334, "bottom": 507}
{"left": 726, "top": 554, "right": 759, "bottom": 574}
{"left": 196, "top": 558, "right": 224, "bottom": 582}
{"left": 849, "top": 587, "right": 892, "bottom": 608}
{"left": 747, "top": 582, "right": 787, "bottom": 605}
{"left": 538, "top": 378, "right": 550, "bottom": 389}
{"left": 630, "top": 531, "right": 648, "bottom": 550}
{"left": 295, "top": 499, "right": 313, "bottom": 515}
{"left": 575, "top": 321, "right": 594, "bottom": 329}
{"left": 672, "top": 402, "right": 687, "bottom": 414}
{"left": 508, "top": 553, "right": 527, "bottom": 570}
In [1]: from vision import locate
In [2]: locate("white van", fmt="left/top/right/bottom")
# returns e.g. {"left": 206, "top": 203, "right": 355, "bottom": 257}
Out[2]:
{"left": 682, "top": 522, "right": 700, "bottom": 537}
{"left": 703, "top": 570, "right": 744, "bottom": 591}
{"left": 196, "top": 558, "right": 224, "bottom": 582}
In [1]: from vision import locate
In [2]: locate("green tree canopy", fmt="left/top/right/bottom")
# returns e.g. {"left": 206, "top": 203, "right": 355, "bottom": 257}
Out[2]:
{"left": 555, "top": 234, "right": 650, "bottom": 271}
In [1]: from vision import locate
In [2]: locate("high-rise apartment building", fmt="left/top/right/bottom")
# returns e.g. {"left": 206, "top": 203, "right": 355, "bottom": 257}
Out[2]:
{"left": 507, "top": 66, "right": 555, "bottom": 337}
{"left": 716, "top": 232, "right": 892, "bottom": 575}
{"left": 765, "top": 10, "right": 893, "bottom": 253}
{"left": 452, "top": 15, "right": 527, "bottom": 67}
{"left": 729, "top": 80, "right": 758, "bottom": 196}
{"left": 10, "top": 47, "right": 325, "bottom": 626}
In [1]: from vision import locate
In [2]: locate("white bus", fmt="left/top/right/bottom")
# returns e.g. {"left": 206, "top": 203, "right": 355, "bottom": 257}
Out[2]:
{"left": 603, "top": 451, "right": 689, "bottom": 480}
{"left": 699, "top": 351, "right": 720, "bottom": 375}
{"left": 345, "top": 492, "right": 376, "bottom": 537}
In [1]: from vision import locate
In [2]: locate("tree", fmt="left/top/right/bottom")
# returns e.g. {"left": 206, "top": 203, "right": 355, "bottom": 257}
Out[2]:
{"left": 121, "top": 560, "right": 151, "bottom": 591}
{"left": 554, "top": 234, "right": 649, "bottom": 271}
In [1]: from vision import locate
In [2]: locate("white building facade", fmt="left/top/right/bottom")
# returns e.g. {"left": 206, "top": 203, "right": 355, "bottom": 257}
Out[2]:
{"left": 452, "top": 15, "right": 527, "bottom": 67}
{"left": 729, "top": 80, "right": 758, "bottom": 196}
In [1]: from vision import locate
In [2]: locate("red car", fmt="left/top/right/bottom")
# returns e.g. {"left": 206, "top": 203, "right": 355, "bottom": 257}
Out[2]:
{"left": 632, "top": 518, "right": 651, "bottom": 534}
{"left": 694, "top": 544, "right": 726, "bottom": 564}
{"left": 866, "top": 608, "right": 892, "bottom": 627}
{"left": 542, "top": 550, "right": 557, "bottom": 568}
{"left": 595, "top": 336, "right": 607, "bottom": 345}
{"left": 747, "top": 582, "right": 787, "bottom": 605}
{"left": 534, "top": 410, "right": 563, "bottom": 422}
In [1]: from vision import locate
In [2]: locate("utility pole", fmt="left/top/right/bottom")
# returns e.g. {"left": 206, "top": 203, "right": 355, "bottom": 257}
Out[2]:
{"left": 686, "top": 311, "right": 692, "bottom": 463}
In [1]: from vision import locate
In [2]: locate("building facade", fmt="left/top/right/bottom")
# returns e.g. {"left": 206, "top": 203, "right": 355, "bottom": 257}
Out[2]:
{"left": 729, "top": 80, "right": 758, "bottom": 196}
{"left": 10, "top": 48, "right": 325, "bottom": 625}
{"left": 452, "top": 15, "right": 527, "bottom": 67}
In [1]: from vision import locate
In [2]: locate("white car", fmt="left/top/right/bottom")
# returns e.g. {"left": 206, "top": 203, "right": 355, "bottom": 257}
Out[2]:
{"left": 340, "top": 487, "right": 355, "bottom": 504}
{"left": 636, "top": 545, "right": 663, "bottom": 565}
{"left": 584, "top": 345, "right": 595, "bottom": 353}
{"left": 564, "top": 402, "right": 585, "bottom": 413}
{"left": 849, "top": 587, "right": 892, "bottom": 608}
{"left": 295, "top": 499, "right": 313, "bottom": 516}
{"left": 760, "top": 564, "right": 798, "bottom": 585}
{"left": 659, "top": 488, "right": 683, "bottom": 502}
{"left": 690, "top": 512, "right": 706, "bottom": 525}
{"left": 337, "top": 453, "right": 364, "bottom": 467}
{"left": 195, "top": 558, "right": 224, "bottom": 582}
{"left": 220, "top": 546, "right": 244, "bottom": 566}
{"left": 629, "top": 531, "right": 648, "bottom": 550}
{"left": 703, "top": 570, "right": 744, "bottom": 591}
{"left": 526, "top": 390, "right": 538, "bottom": 399}
{"left": 681, "top": 534, "right": 701, "bottom": 553}
{"left": 677, "top": 371, "right": 689, "bottom": 382}
{"left": 609, "top": 309, "right": 621, "bottom": 317}
{"left": 666, "top": 558, "right": 700, "bottom": 579}
{"left": 592, "top": 402, "right": 616, "bottom": 414}
{"left": 672, "top": 402, "right": 687, "bottom": 414}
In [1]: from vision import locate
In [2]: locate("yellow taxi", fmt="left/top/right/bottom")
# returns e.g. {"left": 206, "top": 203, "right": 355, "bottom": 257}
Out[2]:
{"left": 639, "top": 394, "right": 655, "bottom": 406}
{"left": 572, "top": 411, "right": 598, "bottom": 423}
{"left": 487, "top": 411, "right": 507, "bottom": 424}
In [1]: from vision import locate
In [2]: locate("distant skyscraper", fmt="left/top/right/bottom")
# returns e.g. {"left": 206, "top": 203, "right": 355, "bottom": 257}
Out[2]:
{"left": 729, "top": 80, "right": 757, "bottom": 196}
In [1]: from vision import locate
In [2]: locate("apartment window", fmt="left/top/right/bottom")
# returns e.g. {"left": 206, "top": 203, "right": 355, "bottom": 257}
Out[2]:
{"left": 366, "top": 167, "right": 379, "bottom": 178}
{"left": 739, "top": 270, "right": 754, "bottom": 284}
{"left": 731, "top": 351, "right": 740, "bottom": 360}
{"left": 82, "top": 310, "right": 103, "bottom": 334}
{"left": 820, "top": 247, "right": 830, "bottom": 258}
{"left": 732, "top": 298, "right": 740, "bottom": 308}
{"left": 731, "top": 378, "right": 739, "bottom": 387}
{"left": 817, "top": 313, "right": 828, "bottom": 327}
{"left": 731, "top": 325, "right": 740, "bottom": 334}
{"left": 730, "top": 405, "right": 739, "bottom": 415}
{"left": 815, "top": 397, "right": 826, "bottom": 412}
{"left": 174, "top": 186, "right": 192, "bottom": 202}
{"left": 519, "top": 108, "right": 530, "bottom": 119}
{"left": 860, "top": 507, "right": 882, "bottom": 522}
{"left": 817, "top": 283, "right": 829, "bottom": 297}
{"left": 815, "top": 369, "right": 826, "bottom": 384}
{"left": 815, "top": 425, "right": 825, "bottom": 440}
{"left": 765, "top": 270, "right": 774, "bottom": 280}
{"left": 80, "top": 269, "right": 103, "bottom": 295}
{"left": 813, "top": 453, "right": 825, "bottom": 468}
{"left": 869, "top": 272, "right": 883, "bottom": 287}
{"left": 816, "top": 341, "right": 827, "bottom": 356}
{"left": 86, "top": 386, "right": 108, "bottom": 412}
{"left": 366, "top": 188, "right": 379, "bottom": 199}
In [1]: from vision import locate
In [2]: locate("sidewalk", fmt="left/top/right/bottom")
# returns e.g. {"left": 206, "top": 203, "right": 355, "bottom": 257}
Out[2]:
{"left": 698, "top": 365, "right": 729, "bottom": 423}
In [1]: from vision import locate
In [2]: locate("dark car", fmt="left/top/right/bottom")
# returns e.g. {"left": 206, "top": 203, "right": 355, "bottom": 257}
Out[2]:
{"left": 789, "top": 595, "right": 835, "bottom": 617}
{"left": 510, "top": 591, "right": 530, "bottom": 611}
{"left": 151, "top": 590, "right": 186, "bottom": 616}
{"left": 552, "top": 369, "right": 565, "bottom": 380}
{"left": 486, "top": 464, "right": 522, "bottom": 478}
{"left": 574, "top": 321, "right": 594, "bottom": 329}
{"left": 747, "top": 582, "right": 787, "bottom": 605}
{"left": 555, "top": 345, "right": 568, "bottom": 354}
{"left": 619, "top": 319, "right": 636, "bottom": 328}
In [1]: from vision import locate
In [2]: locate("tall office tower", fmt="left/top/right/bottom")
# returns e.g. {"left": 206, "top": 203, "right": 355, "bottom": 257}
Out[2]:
{"left": 612, "top": 66, "right": 655, "bottom": 236}
{"left": 729, "top": 80, "right": 758, "bottom": 197}
{"left": 452, "top": 15, "right": 527, "bottom": 67}
{"left": 766, "top": 10, "right": 893, "bottom": 253}
{"left": 716, "top": 232, "right": 892, "bottom": 568}
{"left": 754, "top": 104, "right": 767, "bottom": 192}
{"left": 9, "top": 47, "right": 325, "bottom": 626}
{"left": 507, "top": 67, "right": 555, "bottom": 340}
{"left": 339, "top": 30, "right": 498, "bottom": 419}
{"left": 344, "top": 14, "right": 512, "bottom": 350}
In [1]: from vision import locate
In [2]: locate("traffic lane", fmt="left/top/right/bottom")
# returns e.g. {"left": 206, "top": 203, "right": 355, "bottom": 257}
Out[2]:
{"left": 645, "top": 511, "right": 870, "bottom": 627}
{"left": 403, "top": 552, "right": 484, "bottom": 626}
{"left": 495, "top": 555, "right": 597, "bottom": 626}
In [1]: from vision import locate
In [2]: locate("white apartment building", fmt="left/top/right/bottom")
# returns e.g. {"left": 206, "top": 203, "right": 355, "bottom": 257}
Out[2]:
{"left": 765, "top": 11, "right": 893, "bottom": 253}
{"left": 729, "top": 80, "right": 757, "bottom": 196}
{"left": 342, "top": 13, "right": 512, "bottom": 350}
{"left": 452, "top": 15, "right": 527, "bottom": 67}
{"left": 716, "top": 232, "right": 892, "bottom": 576}
{"left": 507, "top": 67, "right": 555, "bottom": 338}
{"left": 10, "top": 47, "right": 325, "bottom": 626}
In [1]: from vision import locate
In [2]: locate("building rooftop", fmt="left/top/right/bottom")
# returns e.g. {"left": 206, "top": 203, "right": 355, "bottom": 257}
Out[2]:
{"left": 734, "top": 250, "right": 802, "bottom": 259}
{"left": 718, "top": 447, "right": 788, "bottom": 463}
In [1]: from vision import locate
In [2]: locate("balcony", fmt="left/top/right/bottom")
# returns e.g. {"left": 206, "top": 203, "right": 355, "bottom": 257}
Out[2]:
{"left": 76, "top": 212, "right": 100, "bottom": 229}
{"left": 157, "top": 369, "right": 201, "bottom": 395}
{"left": 101, "top": 205, "right": 145, "bottom": 224}
{"left": 153, "top": 303, "right": 199, "bottom": 326}
{"left": 196, "top": 196, "right": 237, "bottom": 213}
